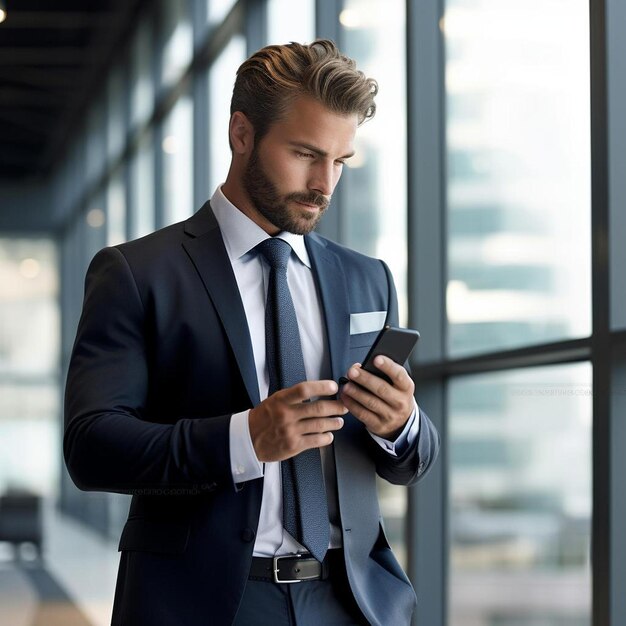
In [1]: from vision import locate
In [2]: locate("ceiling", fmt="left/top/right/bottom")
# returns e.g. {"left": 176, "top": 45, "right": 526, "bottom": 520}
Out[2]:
{"left": 0, "top": 0, "right": 144, "bottom": 181}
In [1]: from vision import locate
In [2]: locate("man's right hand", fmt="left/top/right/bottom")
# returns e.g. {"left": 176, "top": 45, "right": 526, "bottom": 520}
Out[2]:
{"left": 249, "top": 380, "right": 347, "bottom": 462}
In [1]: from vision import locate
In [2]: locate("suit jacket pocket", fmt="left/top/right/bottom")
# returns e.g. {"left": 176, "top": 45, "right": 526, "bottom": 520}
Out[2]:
{"left": 118, "top": 517, "right": 190, "bottom": 554}
{"left": 349, "top": 330, "right": 380, "bottom": 349}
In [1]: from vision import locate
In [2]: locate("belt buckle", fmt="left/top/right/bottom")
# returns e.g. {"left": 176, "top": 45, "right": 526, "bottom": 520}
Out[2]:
{"left": 273, "top": 553, "right": 318, "bottom": 584}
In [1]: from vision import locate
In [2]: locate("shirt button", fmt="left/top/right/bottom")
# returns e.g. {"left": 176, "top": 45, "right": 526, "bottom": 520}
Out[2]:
{"left": 241, "top": 528, "right": 255, "bottom": 543}
{"left": 235, "top": 465, "right": 245, "bottom": 475}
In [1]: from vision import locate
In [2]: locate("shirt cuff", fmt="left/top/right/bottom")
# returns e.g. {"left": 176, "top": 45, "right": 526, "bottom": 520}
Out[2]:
{"left": 368, "top": 399, "right": 420, "bottom": 457}
{"left": 229, "top": 410, "right": 264, "bottom": 484}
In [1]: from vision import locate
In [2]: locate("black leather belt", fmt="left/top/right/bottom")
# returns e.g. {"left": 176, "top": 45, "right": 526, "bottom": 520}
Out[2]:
{"left": 249, "top": 549, "right": 343, "bottom": 583}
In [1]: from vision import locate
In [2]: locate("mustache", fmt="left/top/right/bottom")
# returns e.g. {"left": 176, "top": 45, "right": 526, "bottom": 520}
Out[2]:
{"left": 286, "top": 192, "right": 330, "bottom": 210}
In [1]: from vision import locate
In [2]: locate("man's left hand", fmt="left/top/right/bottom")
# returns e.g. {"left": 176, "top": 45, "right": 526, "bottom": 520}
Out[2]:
{"left": 339, "top": 356, "right": 415, "bottom": 440}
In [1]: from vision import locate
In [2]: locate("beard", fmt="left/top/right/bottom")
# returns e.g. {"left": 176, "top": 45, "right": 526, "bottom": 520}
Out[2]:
{"left": 242, "top": 146, "right": 329, "bottom": 235}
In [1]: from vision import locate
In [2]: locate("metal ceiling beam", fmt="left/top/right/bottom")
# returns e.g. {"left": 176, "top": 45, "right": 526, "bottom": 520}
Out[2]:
{"left": 0, "top": 109, "right": 53, "bottom": 135}
{"left": 0, "top": 148, "right": 40, "bottom": 165}
{"left": 0, "top": 67, "right": 78, "bottom": 87}
{"left": 0, "top": 89, "right": 67, "bottom": 107}
{"left": 0, "top": 47, "right": 101, "bottom": 65}
{"left": 0, "top": 11, "right": 114, "bottom": 29}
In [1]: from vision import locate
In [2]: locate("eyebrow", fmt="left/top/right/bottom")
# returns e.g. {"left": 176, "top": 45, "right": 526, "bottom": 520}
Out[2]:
{"left": 289, "top": 141, "right": 355, "bottom": 160}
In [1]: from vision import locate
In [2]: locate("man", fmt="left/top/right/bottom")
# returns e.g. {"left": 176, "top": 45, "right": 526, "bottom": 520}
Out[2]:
{"left": 64, "top": 40, "right": 439, "bottom": 625}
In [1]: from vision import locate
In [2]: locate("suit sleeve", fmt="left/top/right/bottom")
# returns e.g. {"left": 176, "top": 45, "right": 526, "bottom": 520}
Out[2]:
{"left": 369, "top": 260, "right": 440, "bottom": 486}
{"left": 64, "top": 246, "right": 232, "bottom": 496}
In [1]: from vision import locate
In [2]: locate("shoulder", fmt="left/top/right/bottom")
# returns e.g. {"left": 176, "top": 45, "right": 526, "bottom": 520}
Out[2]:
{"left": 85, "top": 219, "right": 194, "bottom": 297}
{"left": 91, "top": 199, "right": 207, "bottom": 273}
{"left": 113, "top": 200, "right": 217, "bottom": 269}
{"left": 116, "top": 221, "right": 187, "bottom": 263}
{"left": 306, "top": 232, "right": 390, "bottom": 279}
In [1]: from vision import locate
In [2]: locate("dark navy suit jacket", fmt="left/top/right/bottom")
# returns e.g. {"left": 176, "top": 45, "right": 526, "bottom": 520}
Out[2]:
{"left": 64, "top": 201, "right": 439, "bottom": 626}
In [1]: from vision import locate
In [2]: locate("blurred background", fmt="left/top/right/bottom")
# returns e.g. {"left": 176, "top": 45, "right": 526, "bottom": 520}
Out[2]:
{"left": 0, "top": 0, "right": 624, "bottom": 625}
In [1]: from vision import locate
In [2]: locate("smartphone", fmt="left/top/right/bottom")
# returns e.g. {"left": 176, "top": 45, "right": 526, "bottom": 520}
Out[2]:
{"left": 341, "top": 325, "right": 420, "bottom": 386}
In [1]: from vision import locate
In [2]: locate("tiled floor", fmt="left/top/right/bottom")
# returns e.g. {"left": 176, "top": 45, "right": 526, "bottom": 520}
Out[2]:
{"left": 0, "top": 502, "right": 119, "bottom": 626}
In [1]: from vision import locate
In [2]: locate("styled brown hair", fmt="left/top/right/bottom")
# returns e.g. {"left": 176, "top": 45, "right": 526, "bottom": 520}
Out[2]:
{"left": 230, "top": 39, "right": 378, "bottom": 144}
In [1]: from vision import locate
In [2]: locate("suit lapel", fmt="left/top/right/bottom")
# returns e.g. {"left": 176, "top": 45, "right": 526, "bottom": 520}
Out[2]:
{"left": 305, "top": 235, "right": 350, "bottom": 381}
{"left": 181, "top": 205, "right": 351, "bottom": 406}
{"left": 182, "top": 203, "right": 261, "bottom": 407}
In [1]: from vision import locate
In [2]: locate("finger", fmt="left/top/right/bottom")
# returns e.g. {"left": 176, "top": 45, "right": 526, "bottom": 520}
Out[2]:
{"left": 298, "top": 415, "right": 345, "bottom": 435}
{"left": 300, "top": 431, "right": 336, "bottom": 450}
{"left": 341, "top": 381, "right": 388, "bottom": 417}
{"left": 370, "top": 356, "right": 414, "bottom": 392}
{"left": 347, "top": 359, "right": 413, "bottom": 396}
{"left": 340, "top": 393, "right": 381, "bottom": 432}
{"left": 346, "top": 364, "right": 393, "bottom": 400}
{"left": 294, "top": 399, "right": 348, "bottom": 419}
{"left": 282, "top": 380, "right": 339, "bottom": 403}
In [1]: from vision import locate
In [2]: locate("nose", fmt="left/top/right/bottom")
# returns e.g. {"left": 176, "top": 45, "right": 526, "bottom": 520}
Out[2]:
{"left": 308, "top": 161, "right": 336, "bottom": 197}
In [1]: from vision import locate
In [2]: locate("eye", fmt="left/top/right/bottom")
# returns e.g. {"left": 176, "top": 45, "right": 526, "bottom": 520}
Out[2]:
{"left": 335, "top": 159, "right": 346, "bottom": 167}
{"left": 295, "top": 151, "right": 315, "bottom": 159}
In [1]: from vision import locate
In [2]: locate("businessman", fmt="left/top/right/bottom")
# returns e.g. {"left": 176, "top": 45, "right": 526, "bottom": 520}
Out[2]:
{"left": 64, "top": 40, "right": 439, "bottom": 625}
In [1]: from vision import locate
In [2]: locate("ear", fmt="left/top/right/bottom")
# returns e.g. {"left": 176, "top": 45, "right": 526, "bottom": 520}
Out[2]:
{"left": 229, "top": 111, "right": 254, "bottom": 155}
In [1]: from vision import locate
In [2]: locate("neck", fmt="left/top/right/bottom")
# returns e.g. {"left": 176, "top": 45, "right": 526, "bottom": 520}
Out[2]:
{"left": 221, "top": 176, "right": 280, "bottom": 236}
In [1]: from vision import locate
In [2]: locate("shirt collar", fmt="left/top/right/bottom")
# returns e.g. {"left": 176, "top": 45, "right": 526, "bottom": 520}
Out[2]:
{"left": 210, "top": 185, "right": 311, "bottom": 268}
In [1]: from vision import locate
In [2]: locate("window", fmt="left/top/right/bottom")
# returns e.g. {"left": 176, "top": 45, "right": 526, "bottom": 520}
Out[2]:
{"left": 448, "top": 364, "right": 591, "bottom": 625}
{"left": 162, "top": 96, "right": 194, "bottom": 225}
{"left": 131, "top": 21, "right": 154, "bottom": 129}
{"left": 340, "top": 0, "right": 408, "bottom": 323}
{"left": 161, "top": 0, "right": 193, "bottom": 88}
{"left": 208, "top": 36, "right": 246, "bottom": 195}
{"left": 85, "top": 104, "right": 106, "bottom": 185}
{"left": 107, "top": 67, "right": 126, "bottom": 162}
{"left": 107, "top": 170, "right": 127, "bottom": 246}
{"left": 130, "top": 132, "right": 156, "bottom": 239}
{"left": 0, "top": 239, "right": 60, "bottom": 497}
{"left": 267, "top": 0, "right": 315, "bottom": 44}
{"left": 444, "top": 0, "right": 591, "bottom": 357}
{"left": 207, "top": 0, "right": 237, "bottom": 26}
{"left": 339, "top": 0, "right": 409, "bottom": 568}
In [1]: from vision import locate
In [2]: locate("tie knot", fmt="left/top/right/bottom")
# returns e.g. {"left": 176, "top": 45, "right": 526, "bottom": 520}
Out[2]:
{"left": 255, "top": 237, "right": 292, "bottom": 271}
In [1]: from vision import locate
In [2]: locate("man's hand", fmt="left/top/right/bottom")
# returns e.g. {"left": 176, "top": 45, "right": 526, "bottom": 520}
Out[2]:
{"left": 339, "top": 356, "right": 415, "bottom": 440}
{"left": 249, "top": 380, "right": 347, "bottom": 462}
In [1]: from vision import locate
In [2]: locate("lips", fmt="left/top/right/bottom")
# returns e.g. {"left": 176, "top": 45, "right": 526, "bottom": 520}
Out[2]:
{"left": 289, "top": 192, "right": 329, "bottom": 212}
{"left": 295, "top": 201, "right": 320, "bottom": 210}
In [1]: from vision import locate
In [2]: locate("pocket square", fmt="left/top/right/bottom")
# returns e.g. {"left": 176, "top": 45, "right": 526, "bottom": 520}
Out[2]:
{"left": 350, "top": 311, "right": 387, "bottom": 335}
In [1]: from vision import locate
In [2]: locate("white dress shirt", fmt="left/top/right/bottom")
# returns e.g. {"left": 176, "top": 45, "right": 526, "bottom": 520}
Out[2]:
{"left": 210, "top": 186, "right": 419, "bottom": 557}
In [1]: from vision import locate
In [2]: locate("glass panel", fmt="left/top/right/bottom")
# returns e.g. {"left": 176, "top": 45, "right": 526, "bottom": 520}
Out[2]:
{"left": 339, "top": 0, "right": 408, "bottom": 324}
{"left": 85, "top": 104, "right": 106, "bottom": 185}
{"left": 161, "top": 0, "right": 193, "bottom": 88}
{"left": 267, "top": 0, "right": 315, "bottom": 44}
{"left": 449, "top": 364, "right": 591, "bottom": 626}
{"left": 162, "top": 96, "right": 194, "bottom": 225}
{"left": 208, "top": 36, "right": 246, "bottom": 195}
{"left": 107, "top": 67, "right": 126, "bottom": 162}
{"left": 339, "top": 0, "right": 408, "bottom": 568}
{"left": 107, "top": 170, "right": 127, "bottom": 246}
{"left": 0, "top": 383, "right": 60, "bottom": 496}
{"left": 0, "top": 239, "right": 60, "bottom": 497}
{"left": 207, "top": 0, "right": 237, "bottom": 25}
{"left": 444, "top": 0, "right": 591, "bottom": 357}
{"left": 0, "top": 240, "right": 58, "bottom": 375}
{"left": 85, "top": 193, "right": 108, "bottom": 260}
{"left": 130, "top": 131, "right": 156, "bottom": 239}
{"left": 131, "top": 21, "right": 154, "bottom": 128}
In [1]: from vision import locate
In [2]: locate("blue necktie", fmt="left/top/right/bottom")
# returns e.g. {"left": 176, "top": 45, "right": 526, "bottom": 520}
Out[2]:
{"left": 256, "top": 237, "right": 329, "bottom": 562}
